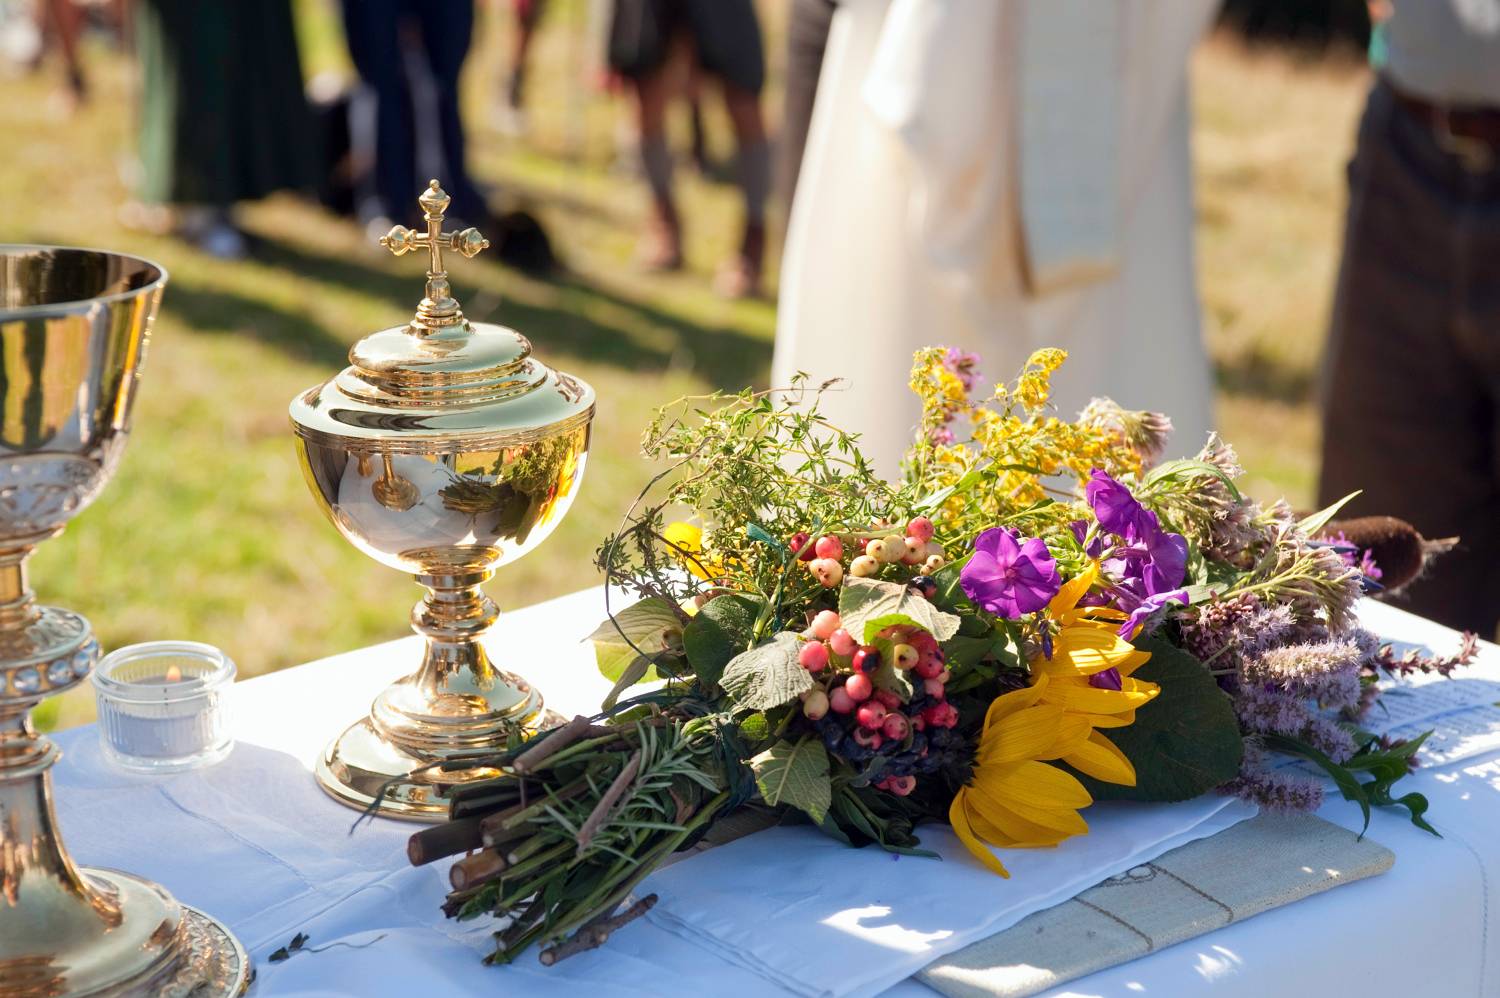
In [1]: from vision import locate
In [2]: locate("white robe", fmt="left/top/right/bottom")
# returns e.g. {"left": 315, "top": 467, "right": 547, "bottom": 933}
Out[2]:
{"left": 773, "top": 0, "right": 1218, "bottom": 478}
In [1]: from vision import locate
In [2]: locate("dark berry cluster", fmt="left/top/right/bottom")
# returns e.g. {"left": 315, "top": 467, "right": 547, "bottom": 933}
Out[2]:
{"left": 795, "top": 599, "right": 958, "bottom": 797}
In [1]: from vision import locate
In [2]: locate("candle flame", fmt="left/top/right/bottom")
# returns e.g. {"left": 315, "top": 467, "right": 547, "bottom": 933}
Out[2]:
{"left": 165, "top": 664, "right": 183, "bottom": 683}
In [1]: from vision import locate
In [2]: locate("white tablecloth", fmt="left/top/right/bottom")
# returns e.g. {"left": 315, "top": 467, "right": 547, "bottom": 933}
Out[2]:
{"left": 47, "top": 589, "right": 1500, "bottom": 996}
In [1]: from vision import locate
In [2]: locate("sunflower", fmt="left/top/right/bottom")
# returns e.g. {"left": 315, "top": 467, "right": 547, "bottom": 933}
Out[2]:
{"left": 950, "top": 564, "right": 1160, "bottom": 876}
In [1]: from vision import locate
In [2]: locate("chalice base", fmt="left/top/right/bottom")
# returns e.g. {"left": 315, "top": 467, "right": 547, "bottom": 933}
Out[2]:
{"left": 0, "top": 866, "right": 250, "bottom": 997}
{"left": 315, "top": 669, "right": 564, "bottom": 822}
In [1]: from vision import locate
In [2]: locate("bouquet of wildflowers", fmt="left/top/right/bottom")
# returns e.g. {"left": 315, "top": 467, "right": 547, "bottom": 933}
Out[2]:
{"left": 407, "top": 347, "right": 1469, "bottom": 965}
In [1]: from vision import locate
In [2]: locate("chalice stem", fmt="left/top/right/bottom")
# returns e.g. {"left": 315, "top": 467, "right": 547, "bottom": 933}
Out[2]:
{"left": 0, "top": 542, "right": 44, "bottom": 631}
{"left": 0, "top": 705, "right": 98, "bottom": 916}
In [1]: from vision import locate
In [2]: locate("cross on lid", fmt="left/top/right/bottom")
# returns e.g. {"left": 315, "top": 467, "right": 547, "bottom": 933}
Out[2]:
{"left": 380, "top": 180, "right": 490, "bottom": 333}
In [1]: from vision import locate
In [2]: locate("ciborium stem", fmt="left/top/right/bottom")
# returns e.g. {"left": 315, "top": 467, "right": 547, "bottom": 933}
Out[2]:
{"left": 316, "top": 568, "right": 555, "bottom": 820}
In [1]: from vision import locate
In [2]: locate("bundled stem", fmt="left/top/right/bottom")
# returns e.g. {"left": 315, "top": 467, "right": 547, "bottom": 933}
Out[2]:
{"left": 412, "top": 717, "right": 732, "bottom": 964}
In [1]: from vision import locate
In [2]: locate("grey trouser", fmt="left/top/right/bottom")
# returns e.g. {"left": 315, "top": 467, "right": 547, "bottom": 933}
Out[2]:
{"left": 1319, "top": 79, "right": 1500, "bottom": 636}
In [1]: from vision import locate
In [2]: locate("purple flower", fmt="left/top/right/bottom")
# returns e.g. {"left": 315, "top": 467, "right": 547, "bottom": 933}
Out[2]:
{"left": 1117, "top": 588, "right": 1190, "bottom": 638}
{"left": 1086, "top": 469, "right": 1157, "bottom": 544}
{"left": 1068, "top": 519, "right": 1105, "bottom": 559}
{"left": 961, "top": 527, "right": 1061, "bottom": 619}
{"left": 1142, "top": 530, "right": 1188, "bottom": 595}
{"left": 1088, "top": 667, "right": 1123, "bottom": 690}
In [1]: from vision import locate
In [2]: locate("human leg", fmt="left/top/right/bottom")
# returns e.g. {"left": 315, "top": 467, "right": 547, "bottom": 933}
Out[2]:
{"left": 1319, "top": 82, "right": 1500, "bottom": 634}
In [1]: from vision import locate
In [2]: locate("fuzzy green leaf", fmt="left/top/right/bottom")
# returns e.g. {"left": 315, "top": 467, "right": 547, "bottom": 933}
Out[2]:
{"left": 751, "top": 737, "right": 831, "bottom": 823}
{"left": 839, "top": 576, "right": 961, "bottom": 645}
{"left": 682, "top": 594, "right": 762, "bottom": 688}
{"left": 720, "top": 632, "right": 814, "bottom": 710}
{"left": 1071, "top": 638, "right": 1243, "bottom": 803}
{"left": 587, "top": 597, "right": 682, "bottom": 681}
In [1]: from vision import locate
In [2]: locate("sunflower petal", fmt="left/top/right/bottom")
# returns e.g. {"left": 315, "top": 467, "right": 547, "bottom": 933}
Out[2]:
{"left": 950, "top": 790, "right": 1011, "bottom": 877}
{"left": 970, "top": 777, "right": 1092, "bottom": 835}
{"left": 1048, "top": 563, "right": 1099, "bottom": 617}
{"left": 984, "top": 675, "right": 1048, "bottom": 730}
{"left": 978, "top": 704, "right": 1066, "bottom": 764}
{"left": 1038, "top": 627, "right": 1144, "bottom": 676}
{"left": 1037, "top": 678, "right": 1158, "bottom": 715}
{"left": 1116, "top": 650, "right": 1152, "bottom": 677}
{"left": 969, "top": 800, "right": 1075, "bottom": 848}
{"left": 983, "top": 759, "right": 1094, "bottom": 811}
{"left": 1079, "top": 709, "right": 1135, "bottom": 729}
{"left": 1063, "top": 730, "right": 1137, "bottom": 786}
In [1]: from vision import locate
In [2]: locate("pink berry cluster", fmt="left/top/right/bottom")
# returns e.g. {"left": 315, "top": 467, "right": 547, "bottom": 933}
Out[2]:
{"left": 791, "top": 516, "right": 947, "bottom": 589}
{"left": 794, "top": 605, "right": 957, "bottom": 798}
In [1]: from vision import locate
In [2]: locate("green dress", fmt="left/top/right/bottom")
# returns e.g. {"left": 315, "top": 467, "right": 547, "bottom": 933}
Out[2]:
{"left": 136, "top": 0, "right": 315, "bottom": 206}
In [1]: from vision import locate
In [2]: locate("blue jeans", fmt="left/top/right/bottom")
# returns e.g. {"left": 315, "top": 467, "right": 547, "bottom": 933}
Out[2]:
{"left": 339, "top": 0, "right": 486, "bottom": 226}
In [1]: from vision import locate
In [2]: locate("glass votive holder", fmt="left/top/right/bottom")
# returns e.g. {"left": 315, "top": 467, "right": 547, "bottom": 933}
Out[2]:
{"left": 92, "top": 641, "right": 236, "bottom": 773}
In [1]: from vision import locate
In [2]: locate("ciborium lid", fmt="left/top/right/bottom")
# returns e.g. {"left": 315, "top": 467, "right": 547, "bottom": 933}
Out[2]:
{"left": 291, "top": 180, "right": 594, "bottom": 450}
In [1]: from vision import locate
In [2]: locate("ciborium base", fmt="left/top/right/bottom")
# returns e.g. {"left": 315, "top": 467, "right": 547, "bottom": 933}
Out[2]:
{"left": 316, "top": 573, "right": 565, "bottom": 820}
{"left": 315, "top": 706, "right": 562, "bottom": 822}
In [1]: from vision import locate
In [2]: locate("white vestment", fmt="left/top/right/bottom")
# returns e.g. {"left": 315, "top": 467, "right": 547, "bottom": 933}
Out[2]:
{"left": 773, "top": 0, "right": 1218, "bottom": 478}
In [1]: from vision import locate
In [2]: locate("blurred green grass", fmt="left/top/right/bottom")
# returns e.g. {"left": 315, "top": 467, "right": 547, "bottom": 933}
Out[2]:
{"left": 1, "top": 6, "right": 1365, "bottom": 727}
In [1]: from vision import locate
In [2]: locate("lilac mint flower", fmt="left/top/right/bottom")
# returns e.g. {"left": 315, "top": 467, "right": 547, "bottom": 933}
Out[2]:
{"left": 961, "top": 527, "right": 1061, "bottom": 619}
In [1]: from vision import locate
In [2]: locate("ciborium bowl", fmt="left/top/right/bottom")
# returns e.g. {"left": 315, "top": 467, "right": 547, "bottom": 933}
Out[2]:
{"left": 291, "top": 182, "right": 594, "bottom": 821}
{"left": 0, "top": 246, "right": 250, "bottom": 996}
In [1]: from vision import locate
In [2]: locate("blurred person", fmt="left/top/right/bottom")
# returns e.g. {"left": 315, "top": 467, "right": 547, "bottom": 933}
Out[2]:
{"left": 32, "top": 0, "right": 87, "bottom": 110}
{"left": 780, "top": 0, "right": 836, "bottom": 213}
{"left": 340, "top": 0, "right": 488, "bottom": 231}
{"left": 773, "top": 0, "right": 1218, "bottom": 476}
{"left": 1318, "top": 1, "right": 1500, "bottom": 636}
{"left": 131, "top": 0, "right": 314, "bottom": 259}
{"left": 496, "top": 0, "right": 546, "bottom": 137}
{"left": 607, "top": 0, "right": 771, "bottom": 298}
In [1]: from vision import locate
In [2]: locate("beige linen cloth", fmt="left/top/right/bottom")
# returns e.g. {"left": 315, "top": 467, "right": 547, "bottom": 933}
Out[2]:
{"left": 917, "top": 813, "right": 1394, "bottom": 998}
{"left": 774, "top": 0, "right": 1218, "bottom": 478}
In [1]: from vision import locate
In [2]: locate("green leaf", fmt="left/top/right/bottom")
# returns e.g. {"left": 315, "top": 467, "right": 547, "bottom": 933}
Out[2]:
{"left": 943, "top": 627, "right": 1022, "bottom": 670}
{"left": 587, "top": 597, "right": 682, "bottom": 681}
{"left": 720, "top": 632, "right": 815, "bottom": 710}
{"left": 602, "top": 655, "right": 653, "bottom": 710}
{"left": 738, "top": 712, "right": 771, "bottom": 744}
{"left": 1262, "top": 732, "right": 1372, "bottom": 834}
{"left": 914, "top": 467, "right": 986, "bottom": 513}
{"left": 838, "top": 576, "right": 961, "bottom": 645}
{"left": 1143, "top": 458, "right": 1243, "bottom": 501}
{"left": 682, "top": 594, "right": 762, "bottom": 688}
{"left": 1071, "top": 639, "right": 1243, "bottom": 803}
{"left": 750, "top": 737, "right": 832, "bottom": 823}
{"left": 869, "top": 638, "right": 915, "bottom": 699}
{"left": 746, "top": 522, "right": 785, "bottom": 553}
{"left": 1299, "top": 491, "right": 1361, "bottom": 538}
{"left": 929, "top": 552, "right": 974, "bottom": 611}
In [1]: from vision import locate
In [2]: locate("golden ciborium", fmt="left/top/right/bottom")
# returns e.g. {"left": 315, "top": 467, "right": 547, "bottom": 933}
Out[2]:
{"left": 291, "top": 182, "right": 594, "bottom": 821}
{"left": 0, "top": 247, "right": 250, "bottom": 995}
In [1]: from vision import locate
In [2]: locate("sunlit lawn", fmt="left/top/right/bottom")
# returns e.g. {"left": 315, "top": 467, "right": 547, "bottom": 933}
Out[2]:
{"left": 0, "top": 6, "right": 1365, "bottom": 727}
